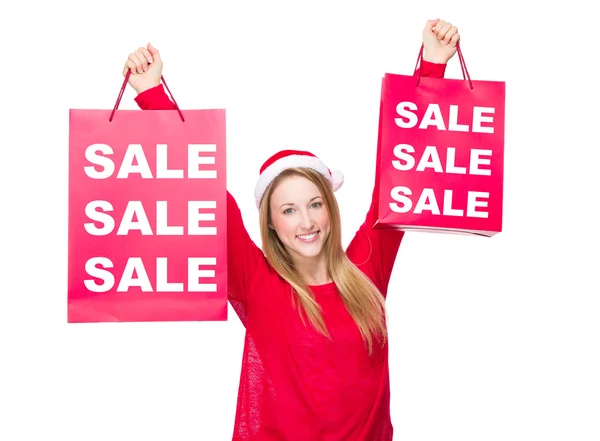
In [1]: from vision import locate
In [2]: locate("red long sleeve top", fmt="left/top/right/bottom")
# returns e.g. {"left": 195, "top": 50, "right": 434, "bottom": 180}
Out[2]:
{"left": 135, "top": 61, "right": 446, "bottom": 441}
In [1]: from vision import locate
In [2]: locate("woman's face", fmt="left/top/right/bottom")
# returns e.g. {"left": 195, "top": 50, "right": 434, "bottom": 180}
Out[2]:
{"left": 269, "top": 174, "right": 331, "bottom": 263}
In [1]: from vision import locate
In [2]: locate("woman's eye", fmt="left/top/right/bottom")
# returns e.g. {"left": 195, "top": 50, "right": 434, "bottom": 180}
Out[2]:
{"left": 311, "top": 202, "right": 322, "bottom": 209}
{"left": 283, "top": 208, "right": 294, "bottom": 215}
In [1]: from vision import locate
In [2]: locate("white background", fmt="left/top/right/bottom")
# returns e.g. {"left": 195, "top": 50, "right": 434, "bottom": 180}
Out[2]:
{"left": 1, "top": 0, "right": 599, "bottom": 440}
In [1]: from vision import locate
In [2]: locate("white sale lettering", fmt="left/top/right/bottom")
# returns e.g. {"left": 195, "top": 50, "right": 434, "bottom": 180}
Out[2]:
{"left": 84, "top": 143, "right": 217, "bottom": 179}
{"left": 84, "top": 257, "right": 218, "bottom": 293}
{"left": 389, "top": 187, "right": 489, "bottom": 218}
{"left": 82, "top": 141, "right": 221, "bottom": 294}
{"left": 394, "top": 102, "right": 495, "bottom": 133}
{"left": 84, "top": 200, "right": 217, "bottom": 235}
{"left": 388, "top": 101, "right": 496, "bottom": 219}
{"left": 392, "top": 144, "right": 492, "bottom": 176}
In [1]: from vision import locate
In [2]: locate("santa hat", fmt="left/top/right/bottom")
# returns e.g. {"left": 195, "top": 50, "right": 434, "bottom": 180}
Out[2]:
{"left": 254, "top": 149, "right": 344, "bottom": 208}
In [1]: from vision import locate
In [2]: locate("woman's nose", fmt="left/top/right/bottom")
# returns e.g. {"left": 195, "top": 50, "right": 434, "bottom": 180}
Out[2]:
{"left": 299, "top": 210, "right": 314, "bottom": 229}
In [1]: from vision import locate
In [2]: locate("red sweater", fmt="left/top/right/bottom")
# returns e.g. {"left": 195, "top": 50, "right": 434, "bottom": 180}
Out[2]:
{"left": 135, "top": 61, "right": 445, "bottom": 441}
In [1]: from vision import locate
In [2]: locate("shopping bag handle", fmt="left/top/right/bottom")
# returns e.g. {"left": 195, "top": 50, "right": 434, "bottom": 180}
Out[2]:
{"left": 109, "top": 69, "right": 185, "bottom": 122}
{"left": 414, "top": 43, "right": 473, "bottom": 89}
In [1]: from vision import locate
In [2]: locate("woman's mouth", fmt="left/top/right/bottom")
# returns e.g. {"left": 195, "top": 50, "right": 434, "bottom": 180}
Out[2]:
{"left": 296, "top": 231, "right": 320, "bottom": 243}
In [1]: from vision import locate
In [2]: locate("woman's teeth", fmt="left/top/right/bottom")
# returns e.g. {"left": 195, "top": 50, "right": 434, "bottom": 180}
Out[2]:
{"left": 297, "top": 232, "right": 318, "bottom": 241}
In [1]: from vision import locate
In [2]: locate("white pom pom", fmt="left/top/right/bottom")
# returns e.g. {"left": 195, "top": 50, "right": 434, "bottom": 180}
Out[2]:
{"left": 330, "top": 170, "right": 344, "bottom": 192}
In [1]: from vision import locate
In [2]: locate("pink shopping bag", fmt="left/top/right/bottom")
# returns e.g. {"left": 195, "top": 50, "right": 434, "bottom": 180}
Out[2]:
{"left": 68, "top": 73, "right": 228, "bottom": 322}
{"left": 376, "top": 45, "right": 506, "bottom": 237}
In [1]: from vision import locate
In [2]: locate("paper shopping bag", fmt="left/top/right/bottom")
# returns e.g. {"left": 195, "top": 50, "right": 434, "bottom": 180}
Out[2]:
{"left": 68, "top": 74, "right": 227, "bottom": 322}
{"left": 375, "top": 45, "right": 505, "bottom": 237}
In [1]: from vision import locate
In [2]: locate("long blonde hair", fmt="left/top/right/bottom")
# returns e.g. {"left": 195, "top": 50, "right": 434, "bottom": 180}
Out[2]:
{"left": 259, "top": 168, "right": 387, "bottom": 354}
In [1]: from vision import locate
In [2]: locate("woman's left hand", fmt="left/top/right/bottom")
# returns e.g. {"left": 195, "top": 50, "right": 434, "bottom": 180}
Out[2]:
{"left": 422, "top": 19, "right": 460, "bottom": 64}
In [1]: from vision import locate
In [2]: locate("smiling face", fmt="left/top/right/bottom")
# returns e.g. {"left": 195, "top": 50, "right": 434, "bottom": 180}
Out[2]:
{"left": 268, "top": 174, "right": 331, "bottom": 264}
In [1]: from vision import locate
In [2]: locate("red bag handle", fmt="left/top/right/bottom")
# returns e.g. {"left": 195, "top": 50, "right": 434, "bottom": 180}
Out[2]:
{"left": 414, "top": 43, "right": 473, "bottom": 89}
{"left": 109, "top": 70, "right": 185, "bottom": 122}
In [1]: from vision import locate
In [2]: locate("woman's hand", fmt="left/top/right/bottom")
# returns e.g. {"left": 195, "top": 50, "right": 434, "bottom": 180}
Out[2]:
{"left": 122, "top": 43, "right": 163, "bottom": 94}
{"left": 422, "top": 19, "right": 460, "bottom": 64}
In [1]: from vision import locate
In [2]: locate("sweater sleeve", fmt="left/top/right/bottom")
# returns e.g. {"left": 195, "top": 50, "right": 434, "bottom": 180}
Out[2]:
{"left": 134, "top": 85, "right": 271, "bottom": 321}
{"left": 346, "top": 61, "right": 446, "bottom": 296}
{"left": 134, "top": 84, "right": 177, "bottom": 110}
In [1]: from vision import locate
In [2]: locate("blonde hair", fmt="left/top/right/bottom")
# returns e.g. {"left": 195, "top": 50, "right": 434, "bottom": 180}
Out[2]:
{"left": 259, "top": 168, "right": 387, "bottom": 354}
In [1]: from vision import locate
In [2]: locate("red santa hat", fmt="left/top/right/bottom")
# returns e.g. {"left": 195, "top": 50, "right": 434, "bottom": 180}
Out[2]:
{"left": 254, "top": 149, "right": 344, "bottom": 208}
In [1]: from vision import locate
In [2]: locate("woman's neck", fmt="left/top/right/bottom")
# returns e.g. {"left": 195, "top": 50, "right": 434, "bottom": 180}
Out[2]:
{"left": 294, "top": 254, "right": 332, "bottom": 286}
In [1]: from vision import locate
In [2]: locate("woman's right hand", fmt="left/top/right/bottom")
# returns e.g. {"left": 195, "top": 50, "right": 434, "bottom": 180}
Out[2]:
{"left": 122, "top": 43, "right": 163, "bottom": 94}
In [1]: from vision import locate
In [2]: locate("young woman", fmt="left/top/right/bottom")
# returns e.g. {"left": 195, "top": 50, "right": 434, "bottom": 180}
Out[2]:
{"left": 124, "top": 18, "right": 460, "bottom": 441}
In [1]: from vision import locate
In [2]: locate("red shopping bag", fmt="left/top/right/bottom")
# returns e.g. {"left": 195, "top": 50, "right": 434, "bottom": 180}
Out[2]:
{"left": 376, "top": 45, "right": 505, "bottom": 237}
{"left": 68, "top": 73, "right": 228, "bottom": 322}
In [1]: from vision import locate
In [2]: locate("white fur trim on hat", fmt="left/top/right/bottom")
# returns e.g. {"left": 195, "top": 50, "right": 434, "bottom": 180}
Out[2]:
{"left": 254, "top": 154, "right": 344, "bottom": 208}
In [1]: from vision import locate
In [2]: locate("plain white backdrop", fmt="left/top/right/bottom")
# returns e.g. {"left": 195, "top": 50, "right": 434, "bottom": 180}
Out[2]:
{"left": 1, "top": 1, "right": 599, "bottom": 440}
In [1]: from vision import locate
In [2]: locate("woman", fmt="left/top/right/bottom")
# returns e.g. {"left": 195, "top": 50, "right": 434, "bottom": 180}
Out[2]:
{"left": 124, "top": 18, "right": 460, "bottom": 441}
